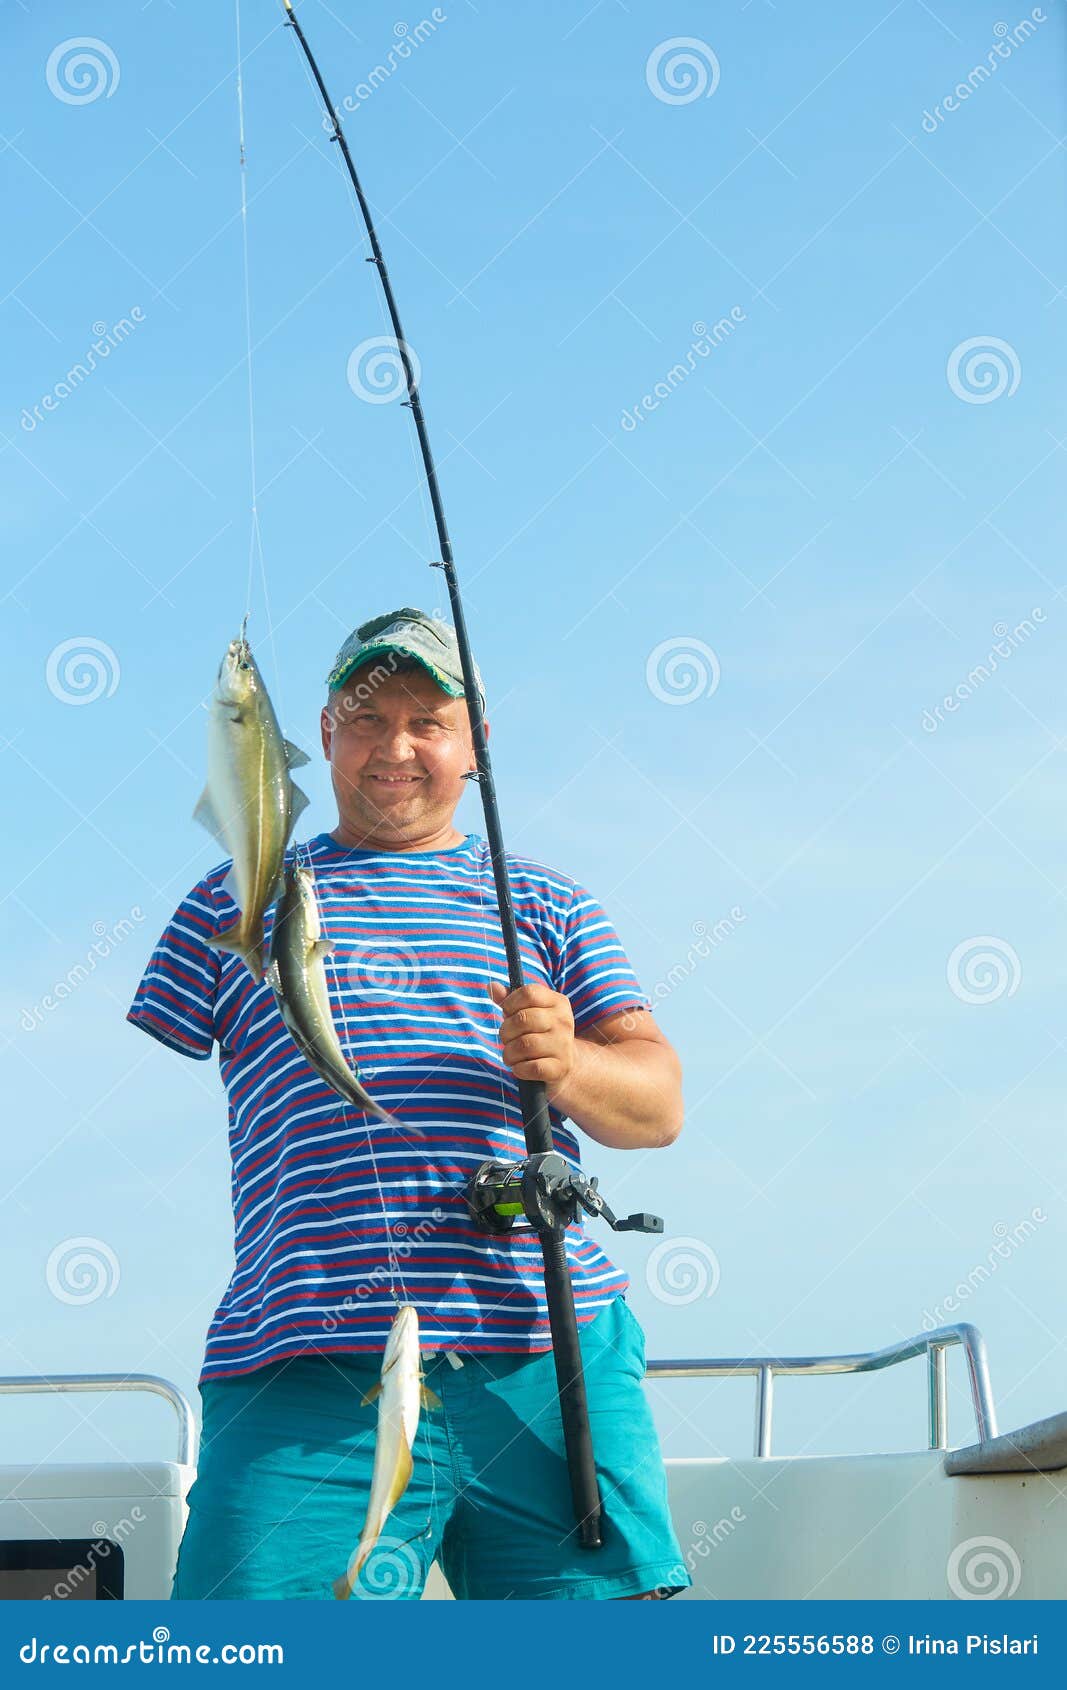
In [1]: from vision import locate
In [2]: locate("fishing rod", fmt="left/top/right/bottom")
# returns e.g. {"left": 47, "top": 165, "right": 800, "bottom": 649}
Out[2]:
{"left": 281, "top": 0, "right": 642, "bottom": 1551}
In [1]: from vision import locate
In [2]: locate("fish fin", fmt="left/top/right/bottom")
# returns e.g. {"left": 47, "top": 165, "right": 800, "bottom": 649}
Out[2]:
{"left": 386, "top": 1442, "right": 414, "bottom": 1510}
{"left": 284, "top": 738, "right": 311, "bottom": 769}
{"left": 219, "top": 862, "right": 241, "bottom": 906}
{"left": 192, "top": 786, "right": 226, "bottom": 844}
{"left": 420, "top": 1383, "right": 443, "bottom": 1411}
{"left": 359, "top": 1382, "right": 383, "bottom": 1407}
{"left": 332, "top": 1570, "right": 353, "bottom": 1601}
{"left": 289, "top": 781, "right": 310, "bottom": 828}
{"left": 312, "top": 939, "right": 333, "bottom": 961}
{"left": 211, "top": 921, "right": 264, "bottom": 982}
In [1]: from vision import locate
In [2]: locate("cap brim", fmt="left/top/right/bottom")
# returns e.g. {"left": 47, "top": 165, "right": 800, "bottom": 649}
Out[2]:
{"left": 327, "top": 639, "right": 467, "bottom": 700}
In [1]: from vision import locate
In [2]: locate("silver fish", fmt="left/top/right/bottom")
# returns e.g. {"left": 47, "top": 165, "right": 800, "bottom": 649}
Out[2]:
{"left": 266, "top": 860, "right": 416, "bottom": 1130}
{"left": 194, "top": 623, "right": 309, "bottom": 981}
{"left": 333, "top": 1303, "right": 441, "bottom": 1599}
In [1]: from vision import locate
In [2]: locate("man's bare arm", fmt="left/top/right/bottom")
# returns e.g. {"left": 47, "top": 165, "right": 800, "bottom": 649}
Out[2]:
{"left": 490, "top": 984, "right": 683, "bottom": 1150}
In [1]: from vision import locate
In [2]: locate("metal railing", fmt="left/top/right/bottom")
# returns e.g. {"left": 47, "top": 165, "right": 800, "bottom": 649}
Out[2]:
{"left": 0, "top": 1374, "right": 197, "bottom": 1466}
{"left": 646, "top": 1323, "right": 997, "bottom": 1458}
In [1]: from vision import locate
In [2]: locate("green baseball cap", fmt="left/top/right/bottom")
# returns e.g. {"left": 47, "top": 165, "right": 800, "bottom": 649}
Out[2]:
{"left": 325, "top": 607, "right": 486, "bottom": 710}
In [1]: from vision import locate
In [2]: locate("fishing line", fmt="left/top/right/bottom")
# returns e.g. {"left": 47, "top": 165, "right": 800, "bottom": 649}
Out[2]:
{"left": 473, "top": 834, "right": 521, "bottom": 1152}
{"left": 235, "top": 0, "right": 284, "bottom": 716}
{"left": 303, "top": 841, "right": 447, "bottom": 1541}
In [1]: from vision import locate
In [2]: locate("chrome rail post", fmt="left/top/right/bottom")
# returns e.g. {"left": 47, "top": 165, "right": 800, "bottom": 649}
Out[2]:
{"left": 956, "top": 1323, "right": 998, "bottom": 1442}
{"left": 754, "top": 1365, "right": 775, "bottom": 1457}
{"left": 928, "top": 1343, "right": 948, "bottom": 1449}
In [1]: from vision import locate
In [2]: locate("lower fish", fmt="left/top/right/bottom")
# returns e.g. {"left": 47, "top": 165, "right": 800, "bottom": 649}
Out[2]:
{"left": 266, "top": 860, "right": 418, "bottom": 1131}
{"left": 333, "top": 1303, "right": 442, "bottom": 1600}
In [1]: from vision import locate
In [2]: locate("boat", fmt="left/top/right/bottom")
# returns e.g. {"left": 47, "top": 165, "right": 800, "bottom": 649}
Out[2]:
{"left": 2, "top": 1319, "right": 1063, "bottom": 1600}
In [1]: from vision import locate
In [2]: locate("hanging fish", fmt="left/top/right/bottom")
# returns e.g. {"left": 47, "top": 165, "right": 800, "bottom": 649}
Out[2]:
{"left": 194, "top": 623, "right": 309, "bottom": 981}
{"left": 333, "top": 1303, "right": 441, "bottom": 1600}
{"left": 266, "top": 860, "right": 418, "bottom": 1131}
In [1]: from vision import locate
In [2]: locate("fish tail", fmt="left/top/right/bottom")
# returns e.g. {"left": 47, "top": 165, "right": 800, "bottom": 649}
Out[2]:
{"left": 210, "top": 920, "right": 265, "bottom": 982}
{"left": 332, "top": 1570, "right": 354, "bottom": 1601}
{"left": 369, "top": 1099, "right": 427, "bottom": 1141}
{"left": 339, "top": 1071, "right": 427, "bottom": 1140}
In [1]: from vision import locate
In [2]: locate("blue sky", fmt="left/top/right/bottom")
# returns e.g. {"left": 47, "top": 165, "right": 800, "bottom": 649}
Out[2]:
{"left": 3, "top": 0, "right": 1067, "bottom": 1473}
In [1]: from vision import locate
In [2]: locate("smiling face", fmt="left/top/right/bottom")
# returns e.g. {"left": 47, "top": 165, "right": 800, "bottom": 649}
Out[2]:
{"left": 320, "top": 659, "right": 479, "bottom": 851}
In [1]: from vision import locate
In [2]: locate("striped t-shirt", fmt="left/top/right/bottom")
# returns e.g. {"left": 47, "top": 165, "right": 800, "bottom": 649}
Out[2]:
{"left": 126, "top": 831, "right": 649, "bottom": 1383}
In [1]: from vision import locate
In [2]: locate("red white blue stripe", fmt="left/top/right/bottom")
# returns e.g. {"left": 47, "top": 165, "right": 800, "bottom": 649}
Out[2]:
{"left": 126, "top": 832, "right": 646, "bottom": 1382}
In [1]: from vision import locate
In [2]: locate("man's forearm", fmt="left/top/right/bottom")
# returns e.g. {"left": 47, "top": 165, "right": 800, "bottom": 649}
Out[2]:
{"left": 548, "top": 1035, "right": 683, "bottom": 1150}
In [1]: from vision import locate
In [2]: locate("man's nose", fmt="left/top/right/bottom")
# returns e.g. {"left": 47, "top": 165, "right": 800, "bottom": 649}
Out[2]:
{"left": 378, "top": 724, "right": 418, "bottom": 759}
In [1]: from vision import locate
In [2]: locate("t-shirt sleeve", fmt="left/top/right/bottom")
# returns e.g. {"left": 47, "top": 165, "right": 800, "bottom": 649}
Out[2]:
{"left": 125, "top": 875, "right": 225, "bottom": 1060}
{"left": 555, "top": 883, "right": 651, "bottom": 1032}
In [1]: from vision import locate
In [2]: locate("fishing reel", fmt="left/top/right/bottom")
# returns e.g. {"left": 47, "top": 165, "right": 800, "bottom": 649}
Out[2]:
{"left": 465, "top": 1152, "right": 663, "bottom": 1239}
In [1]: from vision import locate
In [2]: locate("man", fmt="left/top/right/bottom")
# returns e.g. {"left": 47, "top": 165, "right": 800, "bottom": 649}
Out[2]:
{"left": 127, "top": 607, "right": 690, "bottom": 1601}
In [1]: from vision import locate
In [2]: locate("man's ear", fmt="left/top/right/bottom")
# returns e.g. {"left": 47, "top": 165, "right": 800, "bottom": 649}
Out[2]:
{"left": 320, "top": 705, "right": 333, "bottom": 758}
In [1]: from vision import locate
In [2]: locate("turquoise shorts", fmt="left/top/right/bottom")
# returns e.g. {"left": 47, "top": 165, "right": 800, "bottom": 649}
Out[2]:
{"left": 171, "top": 1294, "right": 691, "bottom": 1601}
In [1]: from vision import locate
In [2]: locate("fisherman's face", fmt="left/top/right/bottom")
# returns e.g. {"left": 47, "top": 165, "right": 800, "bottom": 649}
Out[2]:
{"left": 321, "top": 664, "right": 478, "bottom": 848}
